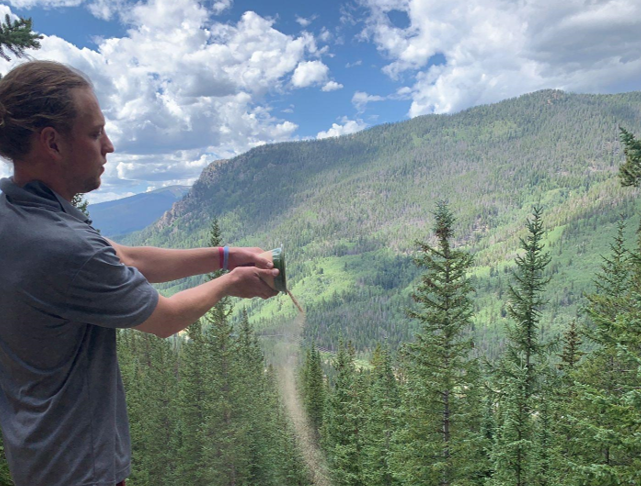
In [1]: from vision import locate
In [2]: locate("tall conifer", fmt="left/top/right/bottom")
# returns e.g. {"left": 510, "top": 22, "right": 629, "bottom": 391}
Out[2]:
{"left": 362, "top": 344, "right": 399, "bottom": 486}
{"left": 391, "top": 201, "right": 482, "bottom": 486}
{"left": 491, "top": 206, "right": 552, "bottom": 486}
{"left": 322, "top": 340, "right": 365, "bottom": 486}
{"left": 175, "top": 217, "right": 224, "bottom": 484}
{"left": 301, "top": 342, "right": 326, "bottom": 438}
{"left": 122, "top": 332, "right": 179, "bottom": 486}
{"left": 570, "top": 216, "right": 641, "bottom": 484}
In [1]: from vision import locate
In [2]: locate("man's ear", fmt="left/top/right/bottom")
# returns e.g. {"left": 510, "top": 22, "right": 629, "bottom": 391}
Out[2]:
{"left": 37, "top": 127, "right": 65, "bottom": 161}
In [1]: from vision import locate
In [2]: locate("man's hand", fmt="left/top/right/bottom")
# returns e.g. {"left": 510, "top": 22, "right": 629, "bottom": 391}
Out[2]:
{"left": 228, "top": 247, "right": 274, "bottom": 270}
{"left": 225, "top": 266, "right": 280, "bottom": 299}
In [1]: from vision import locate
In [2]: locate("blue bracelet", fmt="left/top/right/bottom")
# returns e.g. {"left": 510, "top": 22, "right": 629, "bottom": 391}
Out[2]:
{"left": 223, "top": 245, "right": 229, "bottom": 271}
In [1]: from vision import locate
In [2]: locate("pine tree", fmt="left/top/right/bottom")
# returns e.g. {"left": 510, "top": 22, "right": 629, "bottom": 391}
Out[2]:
{"left": 0, "top": 434, "right": 11, "bottom": 486}
{"left": 174, "top": 216, "right": 225, "bottom": 484}
{"left": 322, "top": 340, "right": 365, "bottom": 486}
{"left": 570, "top": 216, "right": 641, "bottom": 485}
{"left": 549, "top": 318, "right": 584, "bottom": 482}
{"left": 71, "top": 194, "right": 90, "bottom": 218}
{"left": 198, "top": 215, "right": 247, "bottom": 485}
{"left": 201, "top": 302, "right": 246, "bottom": 485}
{"left": 558, "top": 320, "right": 583, "bottom": 373}
{"left": 235, "top": 309, "right": 278, "bottom": 485}
{"left": 585, "top": 218, "right": 630, "bottom": 336}
{"left": 619, "top": 128, "right": 641, "bottom": 188}
{"left": 480, "top": 385, "right": 497, "bottom": 481}
{"left": 0, "top": 14, "right": 42, "bottom": 61}
{"left": 491, "top": 206, "right": 552, "bottom": 486}
{"left": 361, "top": 344, "right": 399, "bottom": 486}
{"left": 120, "top": 331, "right": 180, "bottom": 486}
{"left": 301, "top": 342, "right": 325, "bottom": 438}
{"left": 174, "top": 319, "right": 208, "bottom": 485}
{"left": 391, "top": 201, "right": 482, "bottom": 486}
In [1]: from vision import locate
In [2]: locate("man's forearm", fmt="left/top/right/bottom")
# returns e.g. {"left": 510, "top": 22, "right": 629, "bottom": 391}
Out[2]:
{"left": 135, "top": 273, "right": 231, "bottom": 338}
{"left": 135, "top": 266, "right": 280, "bottom": 338}
{"left": 120, "top": 245, "right": 220, "bottom": 283}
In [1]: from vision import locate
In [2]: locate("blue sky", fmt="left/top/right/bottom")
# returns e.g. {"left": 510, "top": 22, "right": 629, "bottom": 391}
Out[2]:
{"left": 1, "top": 0, "right": 641, "bottom": 203}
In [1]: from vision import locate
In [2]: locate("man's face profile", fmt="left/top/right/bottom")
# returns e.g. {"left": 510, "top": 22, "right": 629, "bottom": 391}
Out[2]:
{"left": 59, "top": 87, "right": 114, "bottom": 195}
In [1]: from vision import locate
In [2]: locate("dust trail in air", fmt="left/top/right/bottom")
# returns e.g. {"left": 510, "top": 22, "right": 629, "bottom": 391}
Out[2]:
{"left": 273, "top": 303, "right": 331, "bottom": 486}
{"left": 287, "top": 290, "right": 305, "bottom": 314}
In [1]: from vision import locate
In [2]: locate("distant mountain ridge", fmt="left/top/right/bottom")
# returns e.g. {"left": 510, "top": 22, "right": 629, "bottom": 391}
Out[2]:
{"left": 127, "top": 90, "right": 641, "bottom": 355}
{"left": 89, "top": 186, "right": 189, "bottom": 237}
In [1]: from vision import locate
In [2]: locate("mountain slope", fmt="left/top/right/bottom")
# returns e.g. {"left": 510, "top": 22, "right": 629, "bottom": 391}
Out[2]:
{"left": 88, "top": 186, "right": 189, "bottom": 237}
{"left": 128, "top": 90, "right": 641, "bottom": 355}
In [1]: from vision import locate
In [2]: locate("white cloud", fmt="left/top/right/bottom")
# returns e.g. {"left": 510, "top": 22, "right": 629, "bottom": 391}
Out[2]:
{"left": 352, "top": 91, "right": 385, "bottom": 111}
{"left": 358, "top": 0, "right": 641, "bottom": 116}
{"left": 291, "top": 60, "right": 329, "bottom": 88}
{"left": 86, "top": 0, "right": 128, "bottom": 20}
{"left": 212, "top": 0, "right": 233, "bottom": 14}
{"left": 295, "top": 15, "right": 316, "bottom": 27}
{"left": 6, "top": 0, "right": 83, "bottom": 7}
{"left": 317, "top": 118, "right": 367, "bottom": 139}
{"left": 318, "top": 27, "right": 332, "bottom": 43}
{"left": 0, "top": 2, "right": 324, "bottom": 200}
{"left": 322, "top": 81, "right": 343, "bottom": 92}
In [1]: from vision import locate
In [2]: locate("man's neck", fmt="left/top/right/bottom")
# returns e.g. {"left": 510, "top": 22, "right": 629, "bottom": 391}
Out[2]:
{"left": 12, "top": 163, "right": 72, "bottom": 202}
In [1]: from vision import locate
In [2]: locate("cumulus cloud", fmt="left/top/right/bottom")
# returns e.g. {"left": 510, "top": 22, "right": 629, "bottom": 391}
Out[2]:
{"left": 291, "top": 60, "right": 330, "bottom": 88}
{"left": 358, "top": 0, "right": 641, "bottom": 116}
{"left": 317, "top": 117, "right": 367, "bottom": 139}
{"left": 6, "top": 0, "right": 123, "bottom": 17}
{"left": 352, "top": 91, "right": 385, "bottom": 112}
{"left": 318, "top": 27, "right": 332, "bottom": 43}
{"left": 295, "top": 15, "right": 317, "bottom": 27}
{"left": 0, "top": 2, "right": 325, "bottom": 200}
{"left": 86, "top": 0, "right": 128, "bottom": 20}
{"left": 322, "top": 81, "right": 343, "bottom": 92}
{"left": 212, "top": 0, "right": 233, "bottom": 14}
{"left": 6, "top": 0, "right": 82, "bottom": 7}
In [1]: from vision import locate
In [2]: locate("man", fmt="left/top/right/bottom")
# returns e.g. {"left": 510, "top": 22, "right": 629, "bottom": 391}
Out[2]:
{"left": 0, "top": 60, "right": 280, "bottom": 486}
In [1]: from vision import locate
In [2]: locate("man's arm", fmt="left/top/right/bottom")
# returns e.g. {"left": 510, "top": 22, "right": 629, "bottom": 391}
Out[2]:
{"left": 106, "top": 239, "right": 272, "bottom": 283}
{"left": 135, "top": 266, "right": 279, "bottom": 338}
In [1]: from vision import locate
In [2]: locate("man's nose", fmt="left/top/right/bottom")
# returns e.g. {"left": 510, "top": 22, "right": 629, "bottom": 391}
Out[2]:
{"left": 103, "top": 134, "right": 115, "bottom": 154}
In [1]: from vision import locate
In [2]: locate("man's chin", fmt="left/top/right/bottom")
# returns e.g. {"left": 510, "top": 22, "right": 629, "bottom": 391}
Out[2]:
{"left": 81, "top": 178, "right": 101, "bottom": 194}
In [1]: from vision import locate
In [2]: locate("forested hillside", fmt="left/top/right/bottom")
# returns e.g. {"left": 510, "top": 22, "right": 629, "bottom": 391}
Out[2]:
{"left": 88, "top": 185, "right": 189, "bottom": 237}
{"left": 126, "top": 89, "right": 641, "bottom": 355}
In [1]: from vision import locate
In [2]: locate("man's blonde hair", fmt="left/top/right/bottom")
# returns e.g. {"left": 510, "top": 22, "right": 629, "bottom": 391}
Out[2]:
{"left": 0, "top": 60, "right": 91, "bottom": 161}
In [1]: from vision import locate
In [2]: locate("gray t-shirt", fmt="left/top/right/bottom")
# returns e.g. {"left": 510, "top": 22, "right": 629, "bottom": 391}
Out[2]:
{"left": 0, "top": 178, "right": 159, "bottom": 486}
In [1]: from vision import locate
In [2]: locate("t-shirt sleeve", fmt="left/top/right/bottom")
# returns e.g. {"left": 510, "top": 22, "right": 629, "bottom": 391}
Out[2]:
{"left": 62, "top": 246, "right": 159, "bottom": 329}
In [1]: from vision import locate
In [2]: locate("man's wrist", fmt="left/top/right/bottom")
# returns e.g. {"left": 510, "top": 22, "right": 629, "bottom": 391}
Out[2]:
{"left": 217, "top": 246, "right": 230, "bottom": 271}
{"left": 218, "top": 246, "right": 224, "bottom": 270}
